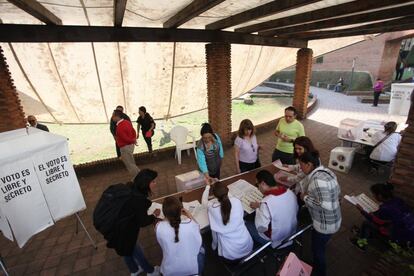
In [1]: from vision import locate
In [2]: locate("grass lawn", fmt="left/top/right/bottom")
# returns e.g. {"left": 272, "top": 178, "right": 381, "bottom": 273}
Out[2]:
{"left": 47, "top": 97, "right": 292, "bottom": 164}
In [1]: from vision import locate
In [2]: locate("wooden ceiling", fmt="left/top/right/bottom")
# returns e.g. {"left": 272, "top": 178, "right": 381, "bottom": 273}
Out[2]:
{"left": 1, "top": 0, "right": 414, "bottom": 47}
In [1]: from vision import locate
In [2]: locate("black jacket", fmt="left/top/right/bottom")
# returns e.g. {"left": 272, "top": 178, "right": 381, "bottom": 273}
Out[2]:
{"left": 105, "top": 190, "right": 155, "bottom": 256}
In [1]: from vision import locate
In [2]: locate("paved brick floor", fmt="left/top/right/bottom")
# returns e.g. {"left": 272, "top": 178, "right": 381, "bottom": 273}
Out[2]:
{"left": 0, "top": 87, "right": 402, "bottom": 276}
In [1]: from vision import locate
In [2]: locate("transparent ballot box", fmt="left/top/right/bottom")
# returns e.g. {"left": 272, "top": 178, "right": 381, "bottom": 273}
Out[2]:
{"left": 175, "top": 170, "right": 205, "bottom": 192}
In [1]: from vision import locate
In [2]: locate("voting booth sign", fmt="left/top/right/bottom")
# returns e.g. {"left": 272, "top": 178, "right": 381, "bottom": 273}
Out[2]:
{"left": 0, "top": 128, "right": 86, "bottom": 248}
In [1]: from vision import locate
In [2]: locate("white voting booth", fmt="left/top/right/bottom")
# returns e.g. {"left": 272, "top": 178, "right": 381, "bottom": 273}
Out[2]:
{"left": 389, "top": 83, "right": 414, "bottom": 116}
{"left": 0, "top": 127, "right": 92, "bottom": 251}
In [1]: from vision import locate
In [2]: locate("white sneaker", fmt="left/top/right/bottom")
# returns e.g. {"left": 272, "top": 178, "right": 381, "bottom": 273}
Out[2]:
{"left": 147, "top": 266, "right": 160, "bottom": 276}
{"left": 130, "top": 266, "right": 144, "bottom": 276}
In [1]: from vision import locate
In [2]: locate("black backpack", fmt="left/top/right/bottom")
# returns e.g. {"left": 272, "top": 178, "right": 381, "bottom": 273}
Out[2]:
{"left": 93, "top": 183, "right": 132, "bottom": 237}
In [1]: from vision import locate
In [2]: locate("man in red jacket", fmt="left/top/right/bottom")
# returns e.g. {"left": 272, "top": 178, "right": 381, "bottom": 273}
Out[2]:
{"left": 112, "top": 110, "right": 139, "bottom": 179}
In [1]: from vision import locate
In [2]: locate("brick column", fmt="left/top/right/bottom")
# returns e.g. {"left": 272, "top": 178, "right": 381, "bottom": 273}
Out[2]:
{"left": 205, "top": 43, "right": 232, "bottom": 144}
{"left": 0, "top": 46, "right": 26, "bottom": 132}
{"left": 292, "top": 48, "right": 313, "bottom": 119}
{"left": 377, "top": 39, "right": 402, "bottom": 83}
{"left": 389, "top": 89, "right": 414, "bottom": 207}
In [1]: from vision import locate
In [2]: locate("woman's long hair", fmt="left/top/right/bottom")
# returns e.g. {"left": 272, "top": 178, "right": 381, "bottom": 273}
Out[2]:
{"left": 163, "top": 196, "right": 182, "bottom": 243}
{"left": 212, "top": 182, "right": 232, "bottom": 225}
{"left": 383, "top": 122, "right": 397, "bottom": 135}
{"left": 238, "top": 119, "right": 255, "bottom": 138}
{"left": 293, "top": 136, "right": 317, "bottom": 159}
{"left": 132, "top": 169, "right": 157, "bottom": 197}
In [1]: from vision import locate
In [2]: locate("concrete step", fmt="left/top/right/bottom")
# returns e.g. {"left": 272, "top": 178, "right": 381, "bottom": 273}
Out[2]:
{"left": 357, "top": 95, "right": 390, "bottom": 104}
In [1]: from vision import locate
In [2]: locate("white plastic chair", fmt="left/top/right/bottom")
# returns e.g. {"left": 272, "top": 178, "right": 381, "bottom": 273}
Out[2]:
{"left": 170, "top": 125, "right": 197, "bottom": 165}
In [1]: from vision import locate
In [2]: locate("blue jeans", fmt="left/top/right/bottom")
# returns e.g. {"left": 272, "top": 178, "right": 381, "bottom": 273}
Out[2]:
{"left": 198, "top": 247, "right": 206, "bottom": 274}
{"left": 311, "top": 230, "right": 332, "bottom": 276}
{"left": 123, "top": 244, "right": 154, "bottom": 273}
{"left": 245, "top": 220, "right": 270, "bottom": 247}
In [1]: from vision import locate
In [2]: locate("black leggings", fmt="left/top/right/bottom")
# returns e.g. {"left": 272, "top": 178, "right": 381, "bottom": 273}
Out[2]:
{"left": 142, "top": 131, "right": 153, "bottom": 152}
{"left": 239, "top": 160, "right": 261, "bottom": 173}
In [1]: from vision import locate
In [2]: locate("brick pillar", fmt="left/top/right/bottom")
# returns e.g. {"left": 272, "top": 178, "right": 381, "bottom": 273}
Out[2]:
{"left": 377, "top": 39, "right": 402, "bottom": 83}
{"left": 0, "top": 46, "right": 26, "bottom": 132}
{"left": 389, "top": 89, "right": 414, "bottom": 207}
{"left": 206, "top": 43, "right": 232, "bottom": 144}
{"left": 292, "top": 48, "right": 313, "bottom": 119}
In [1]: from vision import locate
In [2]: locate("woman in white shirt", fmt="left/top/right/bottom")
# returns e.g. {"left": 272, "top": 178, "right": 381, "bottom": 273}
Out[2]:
{"left": 201, "top": 181, "right": 253, "bottom": 261}
{"left": 369, "top": 122, "right": 401, "bottom": 163}
{"left": 246, "top": 170, "right": 298, "bottom": 248}
{"left": 156, "top": 197, "right": 204, "bottom": 276}
{"left": 234, "top": 119, "right": 260, "bottom": 173}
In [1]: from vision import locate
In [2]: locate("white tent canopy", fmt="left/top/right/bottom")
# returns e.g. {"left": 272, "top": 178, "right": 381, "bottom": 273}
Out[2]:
{"left": 0, "top": 0, "right": 378, "bottom": 123}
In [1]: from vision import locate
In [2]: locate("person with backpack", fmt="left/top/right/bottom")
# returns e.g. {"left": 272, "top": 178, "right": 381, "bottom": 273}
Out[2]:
{"left": 95, "top": 169, "right": 161, "bottom": 276}
{"left": 136, "top": 106, "right": 156, "bottom": 154}
{"left": 298, "top": 151, "right": 341, "bottom": 276}
{"left": 156, "top": 196, "right": 204, "bottom": 276}
{"left": 196, "top": 123, "right": 224, "bottom": 183}
{"left": 201, "top": 181, "right": 253, "bottom": 262}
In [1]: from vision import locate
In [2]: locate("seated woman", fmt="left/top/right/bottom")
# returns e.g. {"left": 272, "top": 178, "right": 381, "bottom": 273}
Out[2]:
{"left": 196, "top": 123, "right": 224, "bottom": 182}
{"left": 369, "top": 122, "right": 401, "bottom": 165}
{"left": 278, "top": 136, "right": 317, "bottom": 194}
{"left": 351, "top": 183, "right": 414, "bottom": 250}
{"left": 156, "top": 197, "right": 204, "bottom": 276}
{"left": 234, "top": 119, "right": 261, "bottom": 174}
{"left": 246, "top": 170, "right": 298, "bottom": 248}
{"left": 201, "top": 181, "right": 253, "bottom": 262}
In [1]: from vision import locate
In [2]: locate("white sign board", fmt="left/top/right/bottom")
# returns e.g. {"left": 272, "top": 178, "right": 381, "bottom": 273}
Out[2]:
{"left": 0, "top": 205, "right": 13, "bottom": 242}
{"left": 33, "top": 142, "right": 86, "bottom": 221}
{"left": 389, "top": 83, "right": 414, "bottom": 116}
{"left": 0, "top": 129, "right": 86, "bottom": 247}
{"left": 0, "top": 159, "right": 54, "bottom": 247}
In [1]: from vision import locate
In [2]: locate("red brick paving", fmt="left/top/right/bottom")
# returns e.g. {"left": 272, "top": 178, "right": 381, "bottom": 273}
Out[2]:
{"left": 0, "top": 118, "right": 388, "bottom": 275}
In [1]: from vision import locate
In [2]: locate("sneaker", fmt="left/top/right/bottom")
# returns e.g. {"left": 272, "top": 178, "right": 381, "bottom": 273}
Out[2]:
{"left": 131, "top": 266, "right": 144, "bottom": 276}
{"left": 147, "top": 266, "right": 160, "bottom": 276}
{"left": 350, "top": 237, "right": 367, "bottom": 251}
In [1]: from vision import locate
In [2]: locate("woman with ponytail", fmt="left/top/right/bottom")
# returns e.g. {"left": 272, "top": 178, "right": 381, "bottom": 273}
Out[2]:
{"left": 156, "top": 196, "right": 204, "bottom": 276}
{"left": 351, "top": 183, "right": 414, "bottom": 250}
{"left": 201, "top": 181, "right": 253, "bottom": 261}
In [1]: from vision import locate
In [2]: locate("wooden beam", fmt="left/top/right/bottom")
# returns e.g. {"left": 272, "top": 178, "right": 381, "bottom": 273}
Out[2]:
{"left": 163, "top": 0, "right": 225, "bottom": 28}
{"left": 114, "top": 0, "right": 128, "bottom": 27}
{"left": 290, "top": 17, "right": 414, "bottom": 40}
{"left": 235, "top": 0, "right": 411, "bottom": 33}
{"left": 0, "top": 24, "right": 308, "bottom": 48}
{"left": 205, "top": 0, "right": 320, "bottom": 30}
{"left": 260, "top": 4, "right": 414, "bottom": 36}
{"left": 7, "top": 0, "right": 62, "bottom": 25}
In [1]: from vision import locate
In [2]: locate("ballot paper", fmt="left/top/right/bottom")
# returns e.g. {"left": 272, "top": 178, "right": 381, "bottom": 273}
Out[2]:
{"left": 147, "top": 202, "right": 165, "bottom": 219}
{"left": 183, "top": 200, "right": 209, "bottom": 229}
{"left": 274, "top": 171, "right": 296, "bottom": 188}
{"left": 344, "top": 193, "right": 379, "bottom": 213}
{"left": 227, "top": 179, "right": 263, "bottom": 214}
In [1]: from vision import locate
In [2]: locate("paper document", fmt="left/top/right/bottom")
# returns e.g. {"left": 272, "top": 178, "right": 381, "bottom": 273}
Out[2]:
{"left": 148, "top": 202, "right": 164, "bottom": 219}
{"left": 344, "top": 193, "right": 379, "bottom": 213}
{"left": 227, "top": 179, "right": 263, "bottom": 214}
{"left": 274, "top": 171, "right": 296, "bottom": 188}
{"left": 182, "top": 200, "right": 209, "bottom": 229}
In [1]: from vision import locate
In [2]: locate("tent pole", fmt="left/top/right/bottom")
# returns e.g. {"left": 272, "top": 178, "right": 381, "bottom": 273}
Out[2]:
{"left": 0, "top": 254, "right": 9, "bottom": 276}
{"left": 75, "top": 213, "right": 97, "bottom": 249}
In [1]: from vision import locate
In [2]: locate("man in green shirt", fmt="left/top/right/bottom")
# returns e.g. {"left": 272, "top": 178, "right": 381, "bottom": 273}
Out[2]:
{"left": 272, "top": 106, "right": 305, "bottom": 164}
